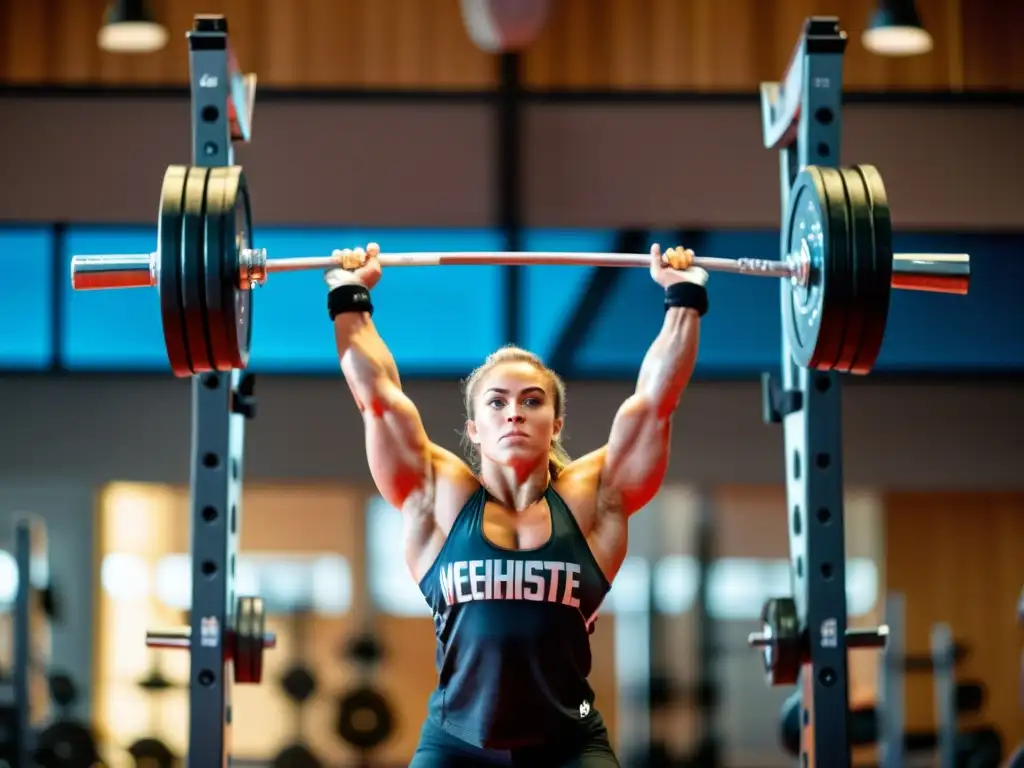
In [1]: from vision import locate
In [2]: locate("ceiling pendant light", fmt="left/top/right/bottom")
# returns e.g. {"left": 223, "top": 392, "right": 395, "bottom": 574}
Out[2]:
{"left": 98, "top": 0, "right": 168, "bottom": 54}
{"left": 862, "top": 0, "right": 933, "bottom": 57}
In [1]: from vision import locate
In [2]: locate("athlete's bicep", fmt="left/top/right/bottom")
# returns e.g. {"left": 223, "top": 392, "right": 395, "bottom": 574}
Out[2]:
{"left": 598, "top": 394, "right": 670, "bottom": 516}
{"left": 362, "top": 378, "right": 434, "bottom": 511}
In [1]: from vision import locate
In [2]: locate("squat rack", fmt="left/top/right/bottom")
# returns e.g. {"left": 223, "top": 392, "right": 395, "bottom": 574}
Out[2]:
{"left": 759, "top": 17, "right": 887, "bottom": 768}
{"left": 182, "top": 15, "right": 262, "bottom": 762}
{"left": 141, "top": 15, "right": 266, "bottom": 766}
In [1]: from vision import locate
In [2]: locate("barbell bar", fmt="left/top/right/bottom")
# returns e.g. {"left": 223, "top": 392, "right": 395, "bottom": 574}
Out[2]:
{"left": 71, "top": 247, "right": 969, "bottom": 295}
{"left": 65, "top": 162, "right": 971, "bottom": 379}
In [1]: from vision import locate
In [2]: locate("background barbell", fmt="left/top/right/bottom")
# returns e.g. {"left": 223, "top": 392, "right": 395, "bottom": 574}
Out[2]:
{"left": 67, "top": 162, "right": 971, "bottom": 379}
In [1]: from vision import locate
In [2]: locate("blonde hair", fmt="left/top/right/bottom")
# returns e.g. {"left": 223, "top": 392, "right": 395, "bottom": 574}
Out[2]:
{"left": 461, "top": 346, "right": 570, "bottom": 478}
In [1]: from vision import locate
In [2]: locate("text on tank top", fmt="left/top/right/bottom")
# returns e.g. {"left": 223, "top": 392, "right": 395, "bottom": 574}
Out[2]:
{"left": 416, "top": 484, "right": 613, "bottom": 749}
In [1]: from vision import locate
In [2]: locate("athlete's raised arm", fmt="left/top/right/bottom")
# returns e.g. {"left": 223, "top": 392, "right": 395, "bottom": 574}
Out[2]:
{"left": 595, "top": 244, "right": 706, "bottom": 515}
{"left": 327, "top": 244, "right": 463, "bottom": 517}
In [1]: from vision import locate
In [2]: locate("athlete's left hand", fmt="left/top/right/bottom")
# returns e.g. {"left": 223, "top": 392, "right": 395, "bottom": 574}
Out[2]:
{"left": 649, "top": 243, "right": 709, "bottom": 288}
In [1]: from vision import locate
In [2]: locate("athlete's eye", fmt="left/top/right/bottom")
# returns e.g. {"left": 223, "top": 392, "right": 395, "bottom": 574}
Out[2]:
{"left": 487, "top": 398, "right": 506, "bottom": 409}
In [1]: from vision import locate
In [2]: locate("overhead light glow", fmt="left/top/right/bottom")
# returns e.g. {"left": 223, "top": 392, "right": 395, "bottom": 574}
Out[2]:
{"left": 862, "top": 1, "right": 933, "bottom": 57}
{"left": 98, "top": 1, "right": 168, "bottom": 53}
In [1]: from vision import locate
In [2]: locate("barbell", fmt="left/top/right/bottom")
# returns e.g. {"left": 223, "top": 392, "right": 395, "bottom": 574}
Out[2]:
{"left": 145, "top": 595, "right": 276, "bottom": 685}
{"left": 68, "top": 163, "right": 970, "bottom": 378}
{"left": 747, "top": 597, "right": 889, "bottom": 685}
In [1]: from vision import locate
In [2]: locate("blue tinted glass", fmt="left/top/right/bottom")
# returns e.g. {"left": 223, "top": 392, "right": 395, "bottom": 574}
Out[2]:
{"left": 0, "top": 227, "right": 53, "bottom": 369}
{"left": 247, "top": 228, "right": 506, "bottom": 374}
{"left": 519, "top": 230, "right": 618, "bottom": 362}
{"left": 61, "top": 227, "right": 166, "bottom": 370}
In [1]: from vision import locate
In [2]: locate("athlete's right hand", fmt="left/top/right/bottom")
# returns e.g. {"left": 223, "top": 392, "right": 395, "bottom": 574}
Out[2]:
{"left": 324, "top": 242, "right": 382, "bottom": 290}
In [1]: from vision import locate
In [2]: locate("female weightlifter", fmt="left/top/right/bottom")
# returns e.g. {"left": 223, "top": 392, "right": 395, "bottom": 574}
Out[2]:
{"left": 325, "top": 242, "right": 708, "bottom": 767}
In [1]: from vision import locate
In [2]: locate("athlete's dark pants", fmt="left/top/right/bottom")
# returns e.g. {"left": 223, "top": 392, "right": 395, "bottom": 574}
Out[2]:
{"left": 410, "top": 714, "right": 621, "bottom": 768}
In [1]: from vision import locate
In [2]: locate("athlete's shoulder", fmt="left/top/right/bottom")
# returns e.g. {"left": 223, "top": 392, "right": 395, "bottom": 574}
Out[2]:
{"left": 558, "top": 446, "right": 607, "bottom": 482}
{"left": 431, "top": 452, "right": 481, "bottom": 534}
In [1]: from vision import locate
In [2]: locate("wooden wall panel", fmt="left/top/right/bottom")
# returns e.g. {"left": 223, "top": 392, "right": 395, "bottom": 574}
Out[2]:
{"left": 523, "top": 0, "right": 1024, "bottom": 92}
{"left": 884, "top": 492, "right": 1024, "bottom": 752}
{"left": 1, "top": 0, "right": 1022, "bottom": 92}
{"left": 0, "top": 0, "right": 497, "bottom": 89}
{"left": 960, "top": 1, "right": 1024, "bottom": 90}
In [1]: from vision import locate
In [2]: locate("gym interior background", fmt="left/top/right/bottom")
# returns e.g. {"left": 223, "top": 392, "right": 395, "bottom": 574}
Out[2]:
{"left": 1, "top": 0, "right": 1023, "bottom": 765}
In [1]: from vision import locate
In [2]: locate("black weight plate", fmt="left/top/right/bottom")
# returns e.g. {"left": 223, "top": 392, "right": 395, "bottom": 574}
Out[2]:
{"left": 830, "top": 166, "right": 871, "bottom": 374}
{"left": 838, "top": 166, "right": 881, "bottom": 375}
{"left": 272, "top": 743, "right": 323, "bottom": 768}
{"left": 201, "top": 168, "right": 234, "bottom": 371}
{"left": 181, "top": 166, "right": 215, "bottom": 374}
{"left": 234, "top": 594, "right": 253, "bottom": 684}
{"left": 839, "top": 165, "right": 872, "bottom": 376}
{"left": 778, "top": 690, "right": 801, "bottom": 757}
{"left": 336, "top": 685, "right": 394, "bottom": 750}
{"left": 817, "top": 166, "right": 858, "bottom": 372}
{"left": 783, "top": 167, "right": 847, "bottom": 370}
{"left": 202, "top": 167, "right": 252, "bottom": 372}
{"left": 851, "top": 164, "right": 893, "bottom": 374}
{"left": 208, "top": 166, "right": 252, "bottom": 371}
{"left": 127, "top": 736, "right": 176, "bottom": 768}
{"left": 0, "top": 704, "right": 18, "bottom": 765}
{"left": 234, "top": 595, "right": 265, "bottom": 684}
{"left": 158, "top": 166, "right": 194, "bottom": 378}
{"left": 35, "top": 719, "right": 99, "bottom": 768}
{"left": 248, "top": 594, "right": 266, "bottom": 683}
{"left": 759, "top": 597, "right": 801, "bottom": 686}
{"left": 280, "top": 665, "right": 318, "bottom": 703}
{"left": 48, "top": 671, "right": 78, "bottom": 707}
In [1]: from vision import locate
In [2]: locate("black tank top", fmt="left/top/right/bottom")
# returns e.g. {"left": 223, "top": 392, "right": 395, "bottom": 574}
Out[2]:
{"left": 417, "top": 484, "right": 612, "bottom": 749}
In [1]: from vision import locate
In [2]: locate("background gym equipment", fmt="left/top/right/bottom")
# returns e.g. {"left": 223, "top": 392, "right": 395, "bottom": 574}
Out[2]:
{"left": 69, "top": 169, "right": 970, "bottom": 378}
{"left": 35, "top": 674, "right": 102, "bottom": 768}
{"left": 272, "top": 607, "right": 322, "bottom": 768}
{"left": 1008, "top": 591, "right": 1024, "bottom": 768}
{"left": 0, "top": 518, "right": 100, "bottom": 767}
{"left": 623, "top": 498, "right": 723, "bottom": 768}
{"left": 2, "top": 519, "right": 37, "bottom": 767}
{"left": 128, "top": 657, "right": 184, "bottom": 768}
{"left": 335, "top": 544, "right": 394, "bottom": 765}
{"left": 779, "top": 595, "right": 1003, "bottom": 768}
{"left": 748, "top": 596, "right": 888, "bottom": 685}
{"left": 145, "top": 595, "right": 277, "bottom": 684}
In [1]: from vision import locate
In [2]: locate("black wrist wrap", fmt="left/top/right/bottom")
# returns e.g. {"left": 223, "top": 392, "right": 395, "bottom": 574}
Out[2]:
{"left": 328, "top": 284, "right": 374, "bottom": 320}
{"left": 664, "top": 282, "right": 709, "bottom": 317}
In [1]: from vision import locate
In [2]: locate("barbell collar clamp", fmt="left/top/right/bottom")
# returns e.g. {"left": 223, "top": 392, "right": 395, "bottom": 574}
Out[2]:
{"left": 69, "top": 247, "right": 970, "bottom": 295}
{"left": 145, "top": 626, "right": 278, "bottom": 650}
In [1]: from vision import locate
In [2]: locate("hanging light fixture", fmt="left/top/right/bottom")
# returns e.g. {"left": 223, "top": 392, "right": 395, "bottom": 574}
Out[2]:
{"left": 98, "top": 0, "right": 168, "bottom": 53}
{"left": 862, "top": 0, "right": 933, "bottom": 56}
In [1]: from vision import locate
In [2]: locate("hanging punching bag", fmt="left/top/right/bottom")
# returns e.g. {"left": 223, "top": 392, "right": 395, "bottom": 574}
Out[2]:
{"left": 459, "top": 0, "right": 552, "bottom": 53}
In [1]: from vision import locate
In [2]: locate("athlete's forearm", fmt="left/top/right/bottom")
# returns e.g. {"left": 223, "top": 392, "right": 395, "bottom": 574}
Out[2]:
{"left": 634, "top": 308, "right": 700, "bottom": 416}
{"left": 334, "top": 313, "right": 403, "bottom": 410}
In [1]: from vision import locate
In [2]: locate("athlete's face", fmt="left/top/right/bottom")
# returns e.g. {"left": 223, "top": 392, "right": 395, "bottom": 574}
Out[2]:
{"left": 467, "top": 362, "right": 563, "bottom": 469}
